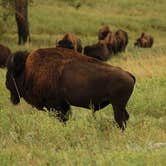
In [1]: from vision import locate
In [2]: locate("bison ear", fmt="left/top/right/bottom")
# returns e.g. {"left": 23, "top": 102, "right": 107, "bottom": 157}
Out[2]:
{"left": 11, "top": 51, "right": 29, "bottom": 77}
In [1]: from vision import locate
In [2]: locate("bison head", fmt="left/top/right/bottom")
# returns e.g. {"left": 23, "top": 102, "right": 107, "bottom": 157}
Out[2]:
{"left": 6, "top": 51, "right": 29, "bottom": 105}
{"left": 134, "top": 38, "right": 141, "bottom": 47}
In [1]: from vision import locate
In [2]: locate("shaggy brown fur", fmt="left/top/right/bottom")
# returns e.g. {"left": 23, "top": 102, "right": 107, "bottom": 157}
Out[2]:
{"left": 6, "top": 47, "right": 136, "bottom": 130}
{"left": 84, "top": 40, "right": 110, "bottom": 61}
{"left": 98, "top": 25, "right": 111, "bottom": 40}
{"left": 0, "top": 44, "right": 11, "bottom": 68}
{"left": 115, "top": 29, "right": 128, "bottom": 52}
{"left": 56, "top": 32, "right": 82, "bottom": 53}
{"left": 134, "top": 32, "right": 154, "bottom": 48}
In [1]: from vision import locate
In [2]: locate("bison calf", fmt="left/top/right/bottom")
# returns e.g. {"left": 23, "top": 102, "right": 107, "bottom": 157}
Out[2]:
{"left": 56, "top": 32, "right": 82, "bottom": 53}
{"left": 0, "top": 44, "right": 11, "bottom": 68}
{"left": 6, "top": 47, "right": 135, "bottom": 130}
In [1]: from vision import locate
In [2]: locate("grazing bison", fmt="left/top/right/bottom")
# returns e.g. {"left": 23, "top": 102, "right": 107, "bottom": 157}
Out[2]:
{"left": 6, "top": 47, "right": 135, "bottom": 130}
{"left": 0, "top": 44, "right": 11, "bottom": 68}
{"left": 134, "top": 38, "right": 149, "bottom": 48}
{"left": 98, "top": 25, "right": 111, "bottom": 40}
{"left": 134, "top": 32, "right": 154, "bottom": 48}
{"left": 104, "top": 32, "right": 118, "bottom": 54}
{"left": 56, "top": 32, "right": 82, "bottom": 53}
{"left": 84, "top": 40, "right": 110, "bottom": 61}
{"left": 115, "top": 29, "right": 128, "bottom": 52}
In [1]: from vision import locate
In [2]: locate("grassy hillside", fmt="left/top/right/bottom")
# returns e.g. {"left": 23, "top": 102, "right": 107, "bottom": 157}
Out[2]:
{"left": 0, "top": 0, "right": 166, "bottom": 165}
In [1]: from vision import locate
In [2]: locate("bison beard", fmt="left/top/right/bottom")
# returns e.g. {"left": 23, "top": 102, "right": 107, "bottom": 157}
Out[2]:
{"left": 6, "top": 47, "right": 135, "bottom": 130}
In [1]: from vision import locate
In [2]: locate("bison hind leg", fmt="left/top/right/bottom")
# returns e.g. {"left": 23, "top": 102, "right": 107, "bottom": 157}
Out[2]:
{"left": 123, "top": 109, "right": 129, "bottom": 127}
{"left": 112, "top": 105, "right": 129, "bottom": 131}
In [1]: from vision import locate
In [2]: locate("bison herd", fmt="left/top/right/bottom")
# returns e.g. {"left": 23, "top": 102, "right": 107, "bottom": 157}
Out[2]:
{"left": 55, "top": 25, "right": 153, "bottom": 61}
{"left": 0, "top": 25, "right": 154, "bottom": 130}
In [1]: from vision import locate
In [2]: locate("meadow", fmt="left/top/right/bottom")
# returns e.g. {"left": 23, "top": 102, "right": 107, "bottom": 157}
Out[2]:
{"left": 0, "top": 0, "right": 166, "bottom": 165}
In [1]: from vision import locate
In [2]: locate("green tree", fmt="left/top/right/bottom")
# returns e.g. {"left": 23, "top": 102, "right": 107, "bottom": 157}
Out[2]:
{"left": 15, "top": 0, "right": 30, "bottom": 45}
{"left": 0, "top": 0, "right": 30, "bottom": 45}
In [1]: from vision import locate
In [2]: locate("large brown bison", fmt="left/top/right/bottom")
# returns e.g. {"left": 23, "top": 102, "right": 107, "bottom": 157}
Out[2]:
{"left": 84, "top": 40, "right": 110, "bottom": 61}
{"left": 6, "top": 47, "right": 135, "bottom": 130}
{"left": 115, "top": 29, "right": 128, "bottom": 52}
{"left": 98, "top": 25, "right": 111, "bottom": 40}
{"left": 134, "top": 32, "right": 154, "bottom": 48}
{"left": 0, "top": 44, "right": 11, "bottom": 68}
{"left": 56, "top": 32, "right": 82, "bottom": 53}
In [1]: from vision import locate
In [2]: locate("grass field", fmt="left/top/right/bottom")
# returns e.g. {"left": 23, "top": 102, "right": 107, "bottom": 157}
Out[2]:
{"left": 0, "top": 0, "right": 166, "bottom": 165}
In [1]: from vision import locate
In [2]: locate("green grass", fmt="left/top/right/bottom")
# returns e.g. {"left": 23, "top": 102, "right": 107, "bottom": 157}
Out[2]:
{"left": 0, "top": 0, "right": 166, "bottom": 165}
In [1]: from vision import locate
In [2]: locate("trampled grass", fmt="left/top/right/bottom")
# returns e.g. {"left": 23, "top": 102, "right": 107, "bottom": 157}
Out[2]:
{"left": 0, "top": 0, "right": 166, "bottom": 165}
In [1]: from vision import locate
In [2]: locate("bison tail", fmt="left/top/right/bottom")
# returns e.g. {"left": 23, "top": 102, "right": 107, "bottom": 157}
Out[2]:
{"left": 127, "top": 71, "right": 136, "bottom": 84}
{"left": 130, "top": 73, "right": 136, "bottom": 84}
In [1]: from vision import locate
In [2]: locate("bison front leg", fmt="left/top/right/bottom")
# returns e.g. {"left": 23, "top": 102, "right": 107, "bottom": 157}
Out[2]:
{"left": 55, "top": 101, "right": 72, "bottom": 123}
{"left": 57, "top": 109, "right": 72, "bottom": 123}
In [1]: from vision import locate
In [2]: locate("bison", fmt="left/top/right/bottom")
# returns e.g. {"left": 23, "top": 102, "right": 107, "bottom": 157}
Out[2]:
{"left": 98, "top": 25, "right": 111, "bottom": 40}
{"left": 104, "top": 32, "right": 118, "bottom": 54}
{"left": 6, "top": 47, "right": 135, "bottom": 130}
{"left": 84, "top": 40, "right": 110, "bottom": 61}
{"left": 134, "top": 32, "right": 154, "bottom": 48}
{"left": 115, "top": 29, "right": 128, "bottom": 52}
{"left": 56, "top": 32, "right": 82, "bottom": 53}
{"left": 0, "top": 44, "right": 11, "bottom": 68}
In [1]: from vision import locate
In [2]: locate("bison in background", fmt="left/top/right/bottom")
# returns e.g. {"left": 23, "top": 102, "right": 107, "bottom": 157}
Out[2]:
{"left": 134, "top": 32, "right": 154, "bottom": 48}
{"left": 6, "top": 47, "right": 135, "bottom": 130}
{"left": 0, "top": 44, "right": 11, "bottom": 68}
{"left": 56, "top": 32, "right": 82, "bottom": 53}
{"left": 115, "top": 29, "right": 128, "bottom": 52}
{"left": 98, "top": 25, "right": 111, "bottom": 40}
{"left": 84, "top": 40, "right": 110, "bottom": 61}
{"left": 104, "top": 32, "right": 118, "bottom": 54}
{"left": 85, "top": 28, "right": 128, "bottom": 61}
